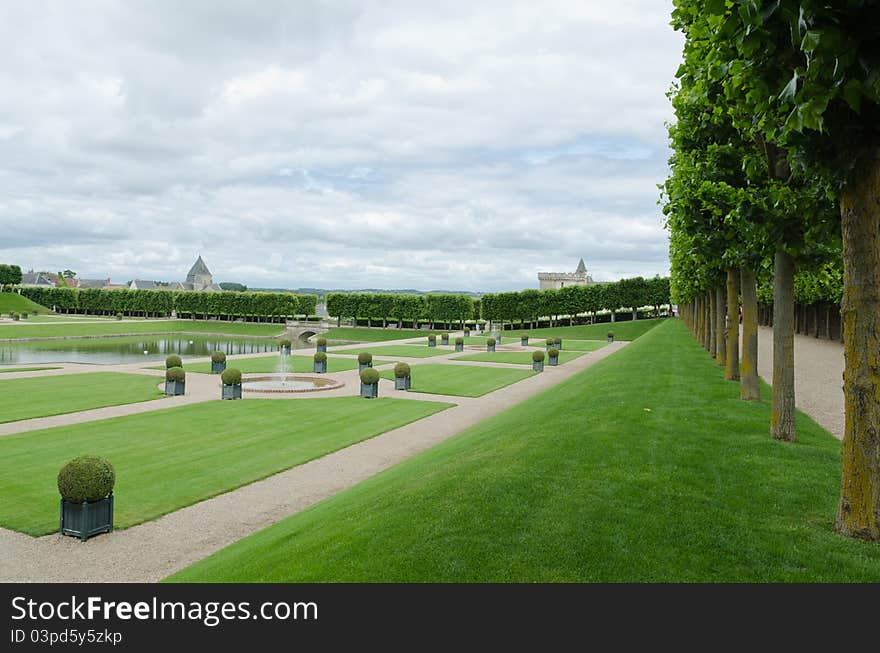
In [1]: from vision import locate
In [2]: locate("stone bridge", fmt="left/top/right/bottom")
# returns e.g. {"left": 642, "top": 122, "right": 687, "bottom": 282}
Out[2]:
{"left": 284, "top": 319, "right": 332, "bottom": 342}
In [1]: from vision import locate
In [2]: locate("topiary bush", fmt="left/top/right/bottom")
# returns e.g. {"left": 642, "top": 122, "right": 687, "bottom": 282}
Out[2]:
{"left": 546, "top": 338, "right": 554, "bottom": 345}
{"left": 442, "top": 333, "right": 449, "bottom": 339}
{"left": 521, "top": 332, "right": 529, "bottom": 339}
{"left": 166, "top": 366, "right": 185, "bottom": 382}
{"left": 11, "top": 312, "right": 19, "bottom": 321}
{"left": 21, "top": 312, "right": 28, "bottom": 319}
{"left": 455, "top": 337, "right": 464, "bottom": 345}
{"left": 221, "top": 368, "right": 242, "bottom": 385}
{"left": 116, "top": 312, "right": 123, "bottom": 320}
{"left": 532, "top": 350, "right": 545, "bottom": 362}
{"left": 316, "top": 337, "right": 327, "bottom": 346}
{"left": 554, "top": 337, "right": 562, "bottom": 345}
{"left": 607, "top": 331, "right": 614, "bottom": 339}
{"left": 211, "top": 351, "right": 226, "bottom": 363}
{"left": 57, "top": 456, "right": 115, "bottom": 503}
{"left": 394, "top": 362, "right": 411, "bottom": 378}
{"left": 165, "top": 355, "right": 182, "bottom": 369}
{"left": 428, "top": 335, "right": 436, "bottom": 342}
{"left": 360, "top": 368, "right": 380, "bottom": 385}
{"left": 314, "top": 352, "right": 327, "bottom": 363}
{"left": 464, "top": 328, "right": 471, "bottom": 335}
{"left": 358, "top": 352, "right": 373, "bottom": 365}
{"left": 487, "top": 337, "right": 496, "bottom": 346}
{"left": 279, "top": 339, "right": 292, "bottom": 349}
{"left": 548, "top": 347, "right": 559, "bottom": 358}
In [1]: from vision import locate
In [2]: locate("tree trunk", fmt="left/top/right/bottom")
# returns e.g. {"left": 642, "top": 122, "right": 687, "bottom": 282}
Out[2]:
{"left": 771, "top": 248, "right": 796, "bottom": 442}
{"left": 632, "top": 307, "right": 638, "bottom": 321}
{"left": 715, "top": 285, "right": 726, "bottom": 367}
{"left": 610, "top": 311, "right": 616, "bottom": 323}
{"left": 709, "top": 288, "right": 717, "bottom": 358}
{"left": 835, "top": 154, "right": 880, "bottom": 541}
{"left": 725, "top": 268, "right": 740, "bottom": 381}
{"left": 704, "top": 292, "right": 712, "bottom": 352}
{"left": 825, "top": 305, "right": 831, "bottom": 340}
{"left": 740, "top": 267, "right": 760, "bottom": 401}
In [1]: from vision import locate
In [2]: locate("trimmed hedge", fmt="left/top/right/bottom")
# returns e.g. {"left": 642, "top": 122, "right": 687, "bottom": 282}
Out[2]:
{"left": 220, "top": 368, "right": 242, "bottom": 385}
{"left": 360, "top": 368, "right": 380, "bottom": 384}
{"left": 532, "top": 350, "right": 545, "bottom": 362}
{"left": 316, "top": 337, "right": 327, "bottom": 346}
{"left": 57, "top": 456, "right": 115, "bottom": 503}
{"left": 394, "top": 362, "right": 411, "bottom": 378}
{"left": 165, "top": 355, "right": 182, "bottom": 369}
{"left": 314, "top": 352, "right": 327, "bottom": 363}
{"left": 211, "top": 351, "right": 226, "bottom": 363}
{"left": 455, "top": 337, "right": 464, "bottom": 345}
{"left": 487, "top": 337, "right": 496, "bottom": 346}
{"left": 166, "top": 366, "right": 185, "bottom": 382}
{"left": 548, "top": 347, "right": 560, "bottom": 358}
{"left": 358, "top": 352, "right": 373, "bottom": 365}
{"left": 278, "top": 339, "right": 292, "bottom": 349}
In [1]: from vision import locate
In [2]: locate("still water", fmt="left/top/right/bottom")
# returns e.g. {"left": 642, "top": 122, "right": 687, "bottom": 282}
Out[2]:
{"left": 0, "top": 335, "right": 281, "bottom": 365}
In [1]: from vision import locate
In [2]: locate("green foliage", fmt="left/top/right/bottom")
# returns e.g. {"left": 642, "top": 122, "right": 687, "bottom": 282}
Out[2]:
{"left": 165, "top": 355, "right": 182, "bottom": 369}
{"left": 165, "top": 367, "right": 185, "bottom": 382}
{"left": 487, "top": 337, "right": 496, "bottom": 346}
{"left": 358, "top": 352, "right": 373, "bottom": 365}
{"left": 219, "top": 282, "right": 247, "bottom": 292}
{"left": 220, "top": 368, "right": 242, "bottom": 385}
{"left": 211, "top": 351, "right": 226, "bottom": 364}
{"left": 520, "top": 332, "right": 528, "bottom": 339}
{"left": 278, "top": 339, "right": 291, "bottom": 349}
{"left": 316, "top": 337, "right": 327, "bottom": 346}
{"left": 325, "top": 292, "right": 474, "bottom": 325}
{"left": 427, "top": 335, "right": 436, "bottom": 343}
{"left": 607, "top": 331, "right": 614, "bottom": 339}
{"left": 532, "top": 350, "right": 545, "bottom": 362}
{"left": 455, "top": 337, "right": 464, "bottom": 345}
{"left": 57, "top": 456, "right": 115, "bottom": 503}
{"left": 548, "top": 347, "right": 560, "bottom": 358}
{"left": 394, "top": 362, "right": 411, "bottom": 378}
{"left": 360, "top": 368, "right": 380, "bottom": 385}
{"left": 546, "top": 338, "right": 554, "bottom": 345}
{"left": 314, "top": 352, "right": 327, "bottom": 363}
{"left": 553, "top": 337, "right": 562, "bottom": 345}
{"left": 0, "top": 264, "right": 23, "bottom": 287}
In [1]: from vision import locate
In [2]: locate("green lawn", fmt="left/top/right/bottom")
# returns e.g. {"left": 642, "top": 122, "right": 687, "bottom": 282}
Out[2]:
{"left": 0, "top": 372, "right": 164, "bottom": 424}
{"left": 174, "top": 355, "right": 393, "bottom": 374}
{"left": 0, "top": 366, "right": 62, "bottom": 373}
{"left": 525, "top": 340, "right": 606, "bottom": 352}
{"left": 356, "top": 345, "right": 452, "bottom": 359}
{"left": 167, "top": 320, "right": 880, "bottom": 583}
{"left": 453, "top": 351, "right": 586, "bottom": 365}
{"left": 379, "top": 364, "right": 535, "bottom": 397}
{"left": 321, "top": 327, "right": 427, "bottom": 342}
{"left": 0, "top": 293, "right": 49, "bottom": 315}
{"left": 0, "top": 397, "right": 451, "bottom": 535}
{"left": 507, "top": 318, "right": 665, "bottom": 341}
{"left": 0, "top": 320, "right": 286, "bottom": 340}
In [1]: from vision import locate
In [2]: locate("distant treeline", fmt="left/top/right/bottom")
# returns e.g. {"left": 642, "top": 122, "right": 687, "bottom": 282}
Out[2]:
{"left": 326, "top": 292, "right": 478, "bottom": 328}
{"left": 18, "top": 286, "right": 317, "bottom": 321}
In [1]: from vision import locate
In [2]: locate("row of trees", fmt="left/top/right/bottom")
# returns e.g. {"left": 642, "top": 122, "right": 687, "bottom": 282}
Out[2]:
{"left": 480, "top": 276, "right": 670, "bottom": 327}
{"left": 17, "top": 286, "right": 316, "bottom": 320}
{"left": 326, "top": 293, "right": 478, "bottom": 328}
{"left": 667, "top": 1, "right": 880, "bottom": 540}
{"left": 0, "top": 264, "right": 23, "bottom": 291}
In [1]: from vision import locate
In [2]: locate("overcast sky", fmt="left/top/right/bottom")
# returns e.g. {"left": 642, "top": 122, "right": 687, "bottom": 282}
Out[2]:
{"left": 0, "top": 1, "right": 683, "bottom": 292}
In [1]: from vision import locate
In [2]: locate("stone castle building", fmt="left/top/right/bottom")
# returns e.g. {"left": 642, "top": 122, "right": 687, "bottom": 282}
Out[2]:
{"left": 538, "top": 258, "right": 594, "bottom": 289}
{"left": 172, "top": 255, "right": 222, "bottom": 292}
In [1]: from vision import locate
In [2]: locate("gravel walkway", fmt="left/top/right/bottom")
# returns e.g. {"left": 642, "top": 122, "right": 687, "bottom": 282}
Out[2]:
{"left": 0, "top": 335, "right": 626, "bottom": 582}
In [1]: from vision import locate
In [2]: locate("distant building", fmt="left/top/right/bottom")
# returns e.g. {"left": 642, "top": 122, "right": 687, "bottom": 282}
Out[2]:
{"left": 129, "top": 279, "right": 160, "bottom": 291}
{"left": 170, "top": 256, "right": 222, "bottom": 292}
{"left": 75, "top": 278, "right": 112, "bottom": 289}
{"left": 19, "top": 272, "right": 59, "bottom": 288}
{"left": 538, "top": 258, "right": 594, "bottom": 289}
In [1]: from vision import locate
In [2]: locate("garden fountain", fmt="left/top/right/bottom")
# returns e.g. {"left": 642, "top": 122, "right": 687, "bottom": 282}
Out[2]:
{"left": 240, "top": 337, "right": 344, "bottom": 393}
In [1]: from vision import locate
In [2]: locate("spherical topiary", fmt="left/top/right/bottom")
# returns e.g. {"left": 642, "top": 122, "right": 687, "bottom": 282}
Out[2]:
{"left": 607, "top": 331, "right": 615, "bottom": 339}
{"left": 360, "top": 368, "right": 380, "bottom": 385}
{"left": 455, "top": 337, "right": 464, "bottom": 345}
{"left": 394, "top": 362, "right": 411, "bottom": 378}
{"left": 165, "top": 355, "right": 182, "bottom": 369}
{"left": 314, "top": 352, "right": 327, "bottom": 363}
{"left": 279, "top": 339, "right": 292, "bottom": 349}
{"left": 116, "top": 312, "right": 123, "bottom": 320}
{"left": 358, "top": 352, "right": 373, "bottom": 364}
{"left": 548, "top": 347, "right": 560, "bottom": 358}
{"left": 316, "top": 337, "right": 327, "bottom": 346}
{"left": 532, "top": 350, "right": 546, "bottom": 362}
{"left": 553, "top": 337, "right": 562, "bottom": 345}
{"left": 57, "top": 456, "right": 115, "bottom": 503}
{"left": 211, "top": 351, "right": 226, "bottom": 363}
{"left": 464, "top": 327, "right": 471, "bottom": 334}
{"left": 442, "top": 333, "right": 449, "bottom": 339}
{"left": 487, "top": 337, "right": 496, "bottom": 346}
{"left": 521, "top": 332, "right": 529, "bottom": 339}
{"left": 221, "top": 368, "right": 242, "bottom": 385}
{"left": 428, "top": 335, "right": 436, "bottom": 343}
{"left": 546, "top": 338, "right": 554, "bottom": 346}
{"left": 166, "top": 366, "right": 185, "bottom": 382}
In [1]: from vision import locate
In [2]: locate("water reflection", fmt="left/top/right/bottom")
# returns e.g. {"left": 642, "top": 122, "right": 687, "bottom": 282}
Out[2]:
{"left": 0, "top": 336, "right": 279, "bottom": 365}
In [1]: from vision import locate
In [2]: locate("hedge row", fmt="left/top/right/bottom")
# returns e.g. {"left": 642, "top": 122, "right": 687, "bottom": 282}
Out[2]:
{"left": 326, "top": 293, "right": 477, "bottom": 327}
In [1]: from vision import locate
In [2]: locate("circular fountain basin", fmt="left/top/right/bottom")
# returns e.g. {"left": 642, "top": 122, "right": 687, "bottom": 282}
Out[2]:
{"left": 241, "top": 374, "right": 344, "bottom": 394}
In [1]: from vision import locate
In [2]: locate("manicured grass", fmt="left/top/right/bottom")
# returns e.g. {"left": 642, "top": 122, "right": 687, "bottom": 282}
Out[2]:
{"left": 321, "top": 327, "right": 427, "bottom": 342}
{"left": 379, "top": 364, "right": 535, "bottom": 397}
{"left": 0, "top": 397, "right": 451, "bottom": 535}
{"left": 526, "top": 339, "right": 606, "bottom": 352}
{"left": 357, "top": 345, "right": 452, "bottom": 359}
{"left": 0, "top": 320, "right": 286, "bottom": 340}
{"left": 167, "top": 320, "right": 880, "bottom": 583}
{"left": 453, "top": 351, "right": 585, "bottom": 365}
{"left": 508, "top": 318, "right": 665, "bottom": 341}
{"left": 0, "top": 366, "right": 62, "bottom": 373}
{"left": 0, "top": 372, "right": 164, "bottom": 423}
{"left": 0, "top": 293, "right": 49, "bottom": 315}
{"left": 174, "top": 355, "right": 393, "bottom": 374}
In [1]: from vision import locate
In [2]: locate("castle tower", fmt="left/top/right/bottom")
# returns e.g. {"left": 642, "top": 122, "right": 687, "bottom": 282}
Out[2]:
{"left": 186, "top": 255, "right": 214, "bottom": 291}
{"left": 538, "top": 259, "right": 593, "bottom": 290}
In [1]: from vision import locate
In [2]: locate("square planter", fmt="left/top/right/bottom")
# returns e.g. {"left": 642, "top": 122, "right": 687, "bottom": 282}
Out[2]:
{"left": 555, "top": 342, "right": 563, "bottom": 350}
{"left": 428, "top": 341, "right": 436, "bottom": 347}
{"left": 548, "top": 356, "right": 559, "bottom": 366}
{"left": 280, "top": 347, "right": 291, "bottom": 356}
{"left": 222, "top": 383, "right": 242, "bottom": 400}
{"left": 359, "top": 363, "right": 373, "bottom": 373}
{"left": 211, "top": 361, "right": 227, "bottom": 374}
{"left": 164, "top": 380, "right": 185, "bottom": 396}
{"left": 314, "top": 361, "right": 327, "bottom": 373}
{"left": 455, "top": 343, "right": 464, "bottom": 352}
{"left": 532, "top": 361, "right": 544, "bottom": 372}
{"left": 60, "top": 494, "right": 114, "bottom": 541}
{"left": 487, "top": 345, "right": 495, "bottom": 353}
{"left": 316, "top": 344, "right": 327, "bottom": 353}
{"left": 394, "top": 376, "right": 411, "bottom": 391}
{"left": 360, "top": 382, "right": 379, "bottom": 398}
{"left": 441, "top": 337, "right": 449, "bottom": 346}
{"left": 607, "top": 337, "right": 614, "bottom": 343}
{"left": 521, "top": 338, "right": 529, "bottom": 346}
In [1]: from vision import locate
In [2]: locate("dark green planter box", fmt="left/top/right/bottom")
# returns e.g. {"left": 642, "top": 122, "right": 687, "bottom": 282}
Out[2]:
{"left": 487, "top": 344, "right": 495, "bottom": 353}
{"left": 280, "top": 347, "right": 291, "bottom": 356}
{"left": 222, "top": 383, "right": 242, "bottom": 400}
{"left": 316, "top": 344, "right": 327, "bottom": 353}
{"left": 532, "top": 361, "right": 544, "bottom": 372}
{"left": 548, "top": 356, "right": 559, "bottom": 366}
{"left": 428, "top": 340, "right": 436, "bottom": 347}
{"left": 314, "top": 361, "right": 327, "bottom": 373}
{"left": 60, "top": 494, "right": 114, "bottom": 541}
{"left": 211, "top": 361, "right": 227, "bottom": 374}
{"left": 165, "top": 380, "right": 185, "bottom": 396}
{"left": 455, "top": 343, "right": 464, "bottom": 352}
{"left": 394, "top": 376, "right": 411, "bottom": 390}
{"left": 360, "top": 382, "right": 378, "bottom": 398}
{"left": 607, "top": 336, "right": 614, "bottom": 343}
{"left": 441, "top": 337, "right": 449, "bottom": 346}
{"left": 554, "top": 341, "right": 563, "bottom": 350}
{"left": 521, "top": 338, "right": 529, "bottom": 346}
{"left": 359, "top": 363, "right": 373, "bottom": 373}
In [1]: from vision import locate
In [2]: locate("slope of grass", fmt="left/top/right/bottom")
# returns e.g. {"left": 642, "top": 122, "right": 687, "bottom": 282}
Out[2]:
{"left": 0, "top": 372, "right": 164, "bottom": 423}
{"left": 509, "top": 319, "right": 664, "bottom": 341}
{"left": 322, "top": 327, "right": 426, "bottom": 342}
{"left": 0, "top": 397, "right": 451, "bottom": 535}
{"left": 0, "top": 366, "right": 62, "bottom": 373}
{"left": 167, "top": 320, "right": 880, "bottom": 583}
{"left": 173, "top": 355, "right": 393, "bottom": 375}
{"left": 453, "top": 351, "right": 585, "bottom": 365}
{"left": 356, "top": 345, "right": 452, "bottom": 359}
{"left": 525, "top": 339, "right": 606, "bottom": 352}
{"left": 0, "top": 320, "right": 286, "bottom": 340}
{"left": 379, "top": 364, "right": 535, "bottom": 397}
{"left": 0, "top": 293, "right": 49, "bottom": 315}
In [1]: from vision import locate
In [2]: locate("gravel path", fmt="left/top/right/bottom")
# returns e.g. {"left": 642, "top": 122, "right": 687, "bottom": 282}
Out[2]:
{"left": 754, "top": 326, "right": 844, "bottom": 440}
{"left": 0, "top": 335, "right": 626, "bottom": 582}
